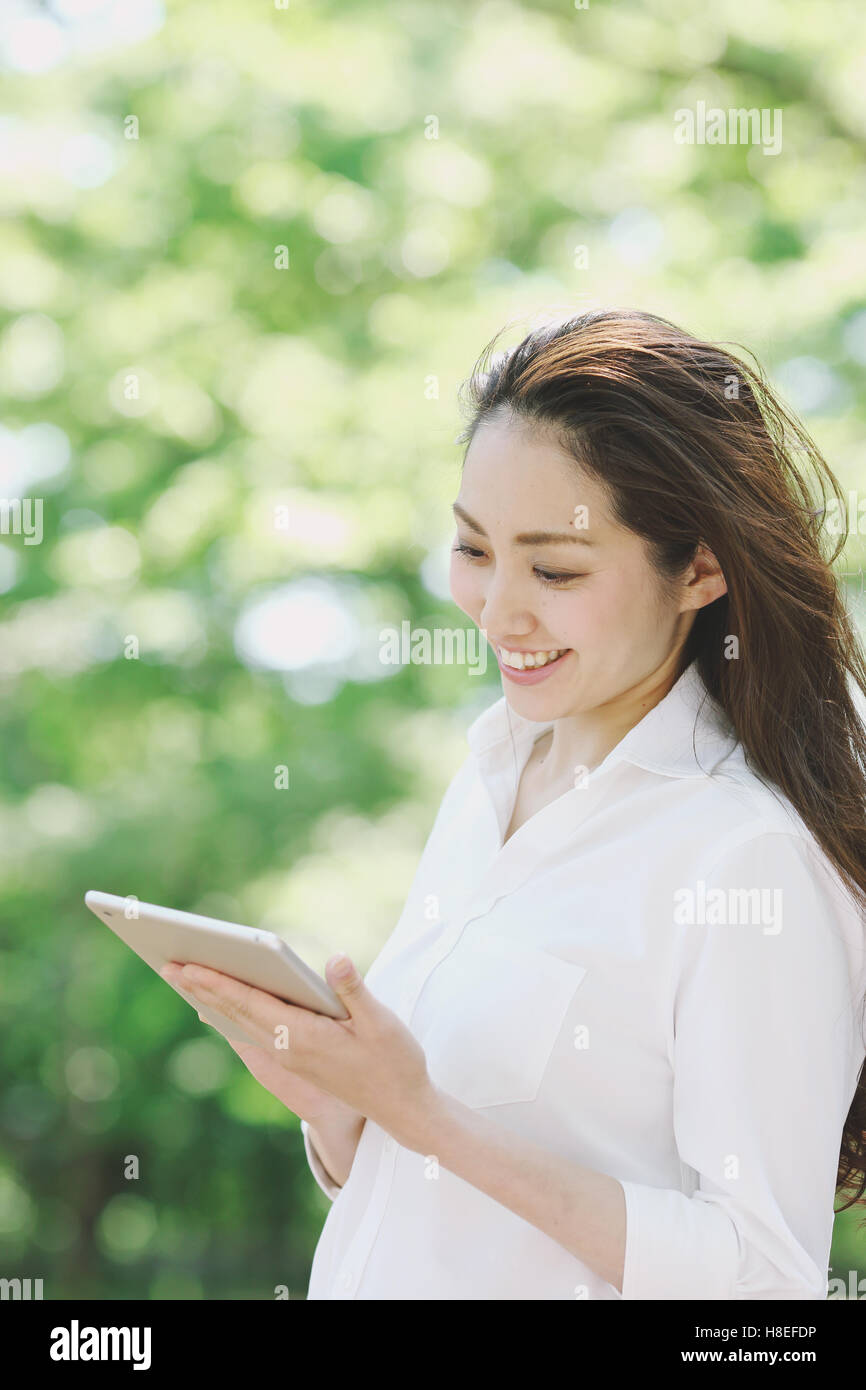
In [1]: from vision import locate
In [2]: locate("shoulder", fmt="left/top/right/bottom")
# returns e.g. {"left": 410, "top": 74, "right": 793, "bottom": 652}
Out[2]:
{"left": 649, "top": 744, "right": 863, "bottom": 938}
{"left": 667, "top": 740, "right": 822, "bottom": 859}
{"left": 670, "top": 754, "right": 866, "bottom": 986}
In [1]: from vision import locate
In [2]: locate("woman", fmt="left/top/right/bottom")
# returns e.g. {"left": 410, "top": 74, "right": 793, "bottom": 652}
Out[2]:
{"left": 163, "top": 308, "right": 866, "bottom": 1299}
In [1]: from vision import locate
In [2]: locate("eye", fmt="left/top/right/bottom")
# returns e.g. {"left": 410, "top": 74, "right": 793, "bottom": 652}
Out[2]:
{"left": 533, "top": 568, "right": 584, "bottom": 587}
{"left": 452, "top": 543, "right": 584, "bottom": 587}
{"left": 452, "top": 542, "right": 485, "bottom": 560}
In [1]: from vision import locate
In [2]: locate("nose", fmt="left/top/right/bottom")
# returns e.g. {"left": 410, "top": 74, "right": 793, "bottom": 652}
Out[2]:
{"left": 479, "top": 568, "right": 536, "bottom": 643}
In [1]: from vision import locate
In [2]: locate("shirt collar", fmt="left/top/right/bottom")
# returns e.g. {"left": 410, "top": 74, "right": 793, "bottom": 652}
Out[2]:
{"left": 465, "top": 658, "right": 740, "bottom": 780}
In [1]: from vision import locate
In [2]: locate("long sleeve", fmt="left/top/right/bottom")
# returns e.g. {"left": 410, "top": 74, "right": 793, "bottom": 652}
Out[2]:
{"left": 300, "top": 1118, "right": 343, "bottom": 1202}
{"left": 619, "top": 829, "right": 866, "bottom": 1300}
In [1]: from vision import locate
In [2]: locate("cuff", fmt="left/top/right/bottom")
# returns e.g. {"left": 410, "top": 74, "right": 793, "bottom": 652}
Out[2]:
{"left": 619, "top": 1179, "right": 739, "bottom": 1299}
{"left": 300, "top": 1118, "right": 343, "bottom": 1202}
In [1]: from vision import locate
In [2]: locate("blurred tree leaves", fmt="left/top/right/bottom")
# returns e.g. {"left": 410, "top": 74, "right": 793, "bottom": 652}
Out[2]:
{"left": 1, "top": 0, "right": 865, "bottom": 1297}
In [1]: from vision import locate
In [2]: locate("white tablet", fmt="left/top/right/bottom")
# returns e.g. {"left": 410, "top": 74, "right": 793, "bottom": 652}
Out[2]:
{"left": 84, "top": 890, "right": 349, "bottom": 1046}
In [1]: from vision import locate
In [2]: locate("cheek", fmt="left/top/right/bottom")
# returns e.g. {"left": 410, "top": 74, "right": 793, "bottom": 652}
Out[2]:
{"left": 543, "top": 593, "right": 588, "bottom": 645}
{"left": 449, "top": 559, "right": 480, "bottom": 616}
{"left": 546, "top": 584, "right": 621, "bottom": 647}
{"left": 570, "top": 577, "right": 649, "bottom": 643}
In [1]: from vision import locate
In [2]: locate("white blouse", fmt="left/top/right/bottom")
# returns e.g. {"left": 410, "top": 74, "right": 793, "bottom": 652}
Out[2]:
{"left": 300, "top": 659, "right": 866, "bottom": 1300}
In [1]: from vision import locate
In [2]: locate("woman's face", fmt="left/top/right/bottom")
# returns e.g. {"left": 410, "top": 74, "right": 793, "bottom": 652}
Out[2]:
{"left": 449, "top": 410, "right": 714, "bottom": 722}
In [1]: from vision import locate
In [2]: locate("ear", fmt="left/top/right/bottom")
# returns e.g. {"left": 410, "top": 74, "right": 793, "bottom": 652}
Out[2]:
{"left": 684, "top": 543, "right": 727, "bottom": 608}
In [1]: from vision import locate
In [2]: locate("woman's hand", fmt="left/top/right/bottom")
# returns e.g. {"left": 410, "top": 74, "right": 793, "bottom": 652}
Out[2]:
{"left": 188, "top": 997, "right": 359, "bottom": 1126}
{"left": 224, "top": 1036, "right": 361, "bottom": 1129}
{"left": 159, "top": 953, "right": 438, "bottom": 1152}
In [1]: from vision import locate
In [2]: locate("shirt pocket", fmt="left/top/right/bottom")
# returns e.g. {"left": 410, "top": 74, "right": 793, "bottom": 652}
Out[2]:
{"left": 420, "top": 931, "right": 588, "bottom": 1111}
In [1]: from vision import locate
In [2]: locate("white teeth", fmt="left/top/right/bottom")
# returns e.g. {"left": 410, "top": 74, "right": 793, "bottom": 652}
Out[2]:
{"left": 499, "top": 646, "right": 565, "bottom": 670}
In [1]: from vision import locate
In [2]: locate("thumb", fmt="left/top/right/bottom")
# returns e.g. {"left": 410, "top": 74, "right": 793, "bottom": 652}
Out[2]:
{"left": 325, "top": 953, "right": 367, "bottom": 1010}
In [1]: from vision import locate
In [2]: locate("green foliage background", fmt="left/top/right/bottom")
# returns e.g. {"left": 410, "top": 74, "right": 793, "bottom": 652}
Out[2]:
{"left": 1, "top": 0, "right": 865, "bottom": 1299}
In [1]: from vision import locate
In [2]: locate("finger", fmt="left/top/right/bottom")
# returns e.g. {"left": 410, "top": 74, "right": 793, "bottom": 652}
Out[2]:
{"left": 226, "top": 1038, "right": 264, "bottom": 1058}
{"left": 324, "top": 954, "right": 370, "bottom": 1017}
{"left": 168, "top": 962, "right": 312, "bottom": 1051}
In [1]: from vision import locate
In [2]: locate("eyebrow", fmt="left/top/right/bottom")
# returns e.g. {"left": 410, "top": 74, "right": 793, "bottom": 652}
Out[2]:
{"left": 452, "top": 502, "right": 597, "bottom": 546}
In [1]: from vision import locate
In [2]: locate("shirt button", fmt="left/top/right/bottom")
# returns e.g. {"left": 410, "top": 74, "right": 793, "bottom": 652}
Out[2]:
{"left": 383, "top": 1136, "right": 396, "bottom": 1155}
{"left": 340, "top": 1270, "right": 354, "bottom": 1289}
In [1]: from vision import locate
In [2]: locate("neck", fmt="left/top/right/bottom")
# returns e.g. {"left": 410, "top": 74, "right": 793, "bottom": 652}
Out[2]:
{"left": 535, "top": 656, "right": 687, "bottom": 786}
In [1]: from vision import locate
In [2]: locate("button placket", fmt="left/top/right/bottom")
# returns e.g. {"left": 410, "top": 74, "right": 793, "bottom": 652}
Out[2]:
{"left": 465, "top": 763, "right": 627, "bottom": 918}
{"left": 393, "top": 920, "right": 466, "bottom": 1019}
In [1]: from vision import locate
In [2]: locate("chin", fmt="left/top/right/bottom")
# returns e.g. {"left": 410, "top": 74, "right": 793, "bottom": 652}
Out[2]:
{"left": 504, "top": 688, "right": 574, "bottom": 719}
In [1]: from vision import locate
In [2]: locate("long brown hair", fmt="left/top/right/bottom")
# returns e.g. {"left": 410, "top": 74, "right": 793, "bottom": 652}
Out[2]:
{"left": 455, "top": 307, "right": 866, "bottom": 1214}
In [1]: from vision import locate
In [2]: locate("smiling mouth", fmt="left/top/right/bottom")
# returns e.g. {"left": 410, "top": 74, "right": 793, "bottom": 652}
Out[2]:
{"left": 497, "top": 645, "right": 570, "bottom": 671}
